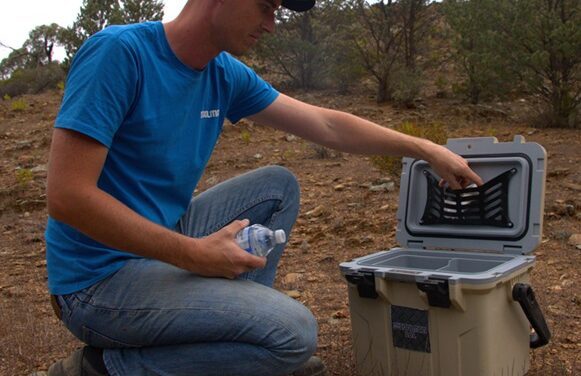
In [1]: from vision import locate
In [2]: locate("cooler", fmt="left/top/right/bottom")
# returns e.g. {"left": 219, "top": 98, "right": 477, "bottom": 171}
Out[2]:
{"left": 340, "top": 136, "right": 551, "bottom": 376}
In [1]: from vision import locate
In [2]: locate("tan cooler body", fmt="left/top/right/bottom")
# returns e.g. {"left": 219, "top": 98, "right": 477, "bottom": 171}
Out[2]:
{"left": 340, "top": 136, "right": 551, "bottom": 376}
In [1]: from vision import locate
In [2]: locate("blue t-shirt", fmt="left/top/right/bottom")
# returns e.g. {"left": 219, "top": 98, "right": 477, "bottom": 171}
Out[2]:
{"left": 45, "top": 22, "right": 279, "bottom": 295}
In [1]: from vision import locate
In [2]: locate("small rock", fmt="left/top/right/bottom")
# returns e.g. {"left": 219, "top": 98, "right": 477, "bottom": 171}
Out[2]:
{"left": 283, "top": 273, "right": 302, "bottom": 285}
{"left": 380, "top": 204, "right": 390, "bottom": 210}
{"left": 370, "top": 182, "right": 395, "bottom": 192}
{"left": 553, "top": 231, "right": 571, "bottom": 240}
{"left": 563, "top": 182, "right": 581, "bottom": 191}
{"left": 548, "top": 168, "right": 570, "bottom": 177}
{"left": 285, "top": 290, "right": 301, "bottom": 299}
{"left": 334, "top": 184, "right": 345, "bottom": 191}
{"left": 300, "top": 240, "right": 310, "bottom": 254}
{"left": 305, "top": 205, "right": 326, "bottom": 217}
{"left": 30, "top": 164, "right": 47, "bottom": 173}
{"left": 568, "top": 234, "right": 581, "bottom": 247}
{"left": 3, "top": 286, "right": 26, "bottom": 298}
{"left": 205, "top": 176, "right": 218, "bottom": 185}
{"left": 285, "top": 135, "right": 297, "bottom": 142}
{"left": 254, "top": 153, "right": 262, "bottom": 159}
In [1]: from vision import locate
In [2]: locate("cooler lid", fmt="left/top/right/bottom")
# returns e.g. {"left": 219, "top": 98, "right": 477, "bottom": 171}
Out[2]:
{"left": 396, "top": 136, "right": 546, "bottom": 255}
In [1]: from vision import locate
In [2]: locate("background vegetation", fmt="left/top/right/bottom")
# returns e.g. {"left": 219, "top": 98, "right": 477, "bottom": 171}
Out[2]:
{"left": 1, "top": 0, "right": 579, "bottom": 128}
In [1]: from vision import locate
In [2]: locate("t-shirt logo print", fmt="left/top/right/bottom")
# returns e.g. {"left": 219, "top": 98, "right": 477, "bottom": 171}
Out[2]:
{"left": 200, "top": 109, "right": 220, "bottom": 119}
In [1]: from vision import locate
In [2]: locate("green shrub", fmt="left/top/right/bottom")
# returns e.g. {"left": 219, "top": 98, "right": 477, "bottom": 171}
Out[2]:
{"left": 240, "top": 129, "right": 251, "bottom": 144}
{"left": 391, "top": 68, "right": 422, "bottom": 108}
{"left": 371, "top": 122, "right": 448, "bottom": 176}
{"left": 435, "top": 75, "right": 448, "bottom": 98}
{"left": 11, "top": 99, "right": 27, "bottom": 112}
{"left": 15, "top": 168, "right": 33, "bottom": 186}
{"left": 0, "top": 63, "right": 65, "bottom": 98}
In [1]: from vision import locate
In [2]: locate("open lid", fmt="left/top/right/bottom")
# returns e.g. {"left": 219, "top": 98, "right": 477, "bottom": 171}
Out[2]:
{"left": 396, "top": 136, "right": 547, "bottom": 255}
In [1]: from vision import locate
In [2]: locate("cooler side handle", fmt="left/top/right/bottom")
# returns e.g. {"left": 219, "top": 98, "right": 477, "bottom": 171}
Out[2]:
{"left": 512, "top": 283, "right": 551, "bottom": 348}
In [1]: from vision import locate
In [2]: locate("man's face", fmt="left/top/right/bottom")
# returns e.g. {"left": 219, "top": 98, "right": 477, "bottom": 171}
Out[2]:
{"left": 211, "top": 0, "right": 281, "bottom": 56}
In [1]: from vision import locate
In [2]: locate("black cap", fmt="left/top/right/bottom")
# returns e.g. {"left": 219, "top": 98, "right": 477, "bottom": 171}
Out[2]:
{"left": 282, "top": 0, "right": 316, "bottom": 12}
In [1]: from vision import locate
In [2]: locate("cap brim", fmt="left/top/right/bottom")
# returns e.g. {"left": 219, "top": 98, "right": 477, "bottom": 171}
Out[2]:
{"left": 282, "top": 0, "right": 315, "bottom": 12}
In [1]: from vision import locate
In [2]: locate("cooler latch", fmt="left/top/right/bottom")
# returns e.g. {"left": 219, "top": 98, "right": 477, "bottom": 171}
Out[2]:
{"left": 345, "top": 272, "right": 378, "bottom": 299}
{"left": 417, "top": 278, "right": 451, "bottom": 308}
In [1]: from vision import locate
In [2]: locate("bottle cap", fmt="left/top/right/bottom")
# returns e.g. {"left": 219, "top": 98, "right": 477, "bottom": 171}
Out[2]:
{"left": 274, "top": 229, "right": 286, "bottom": 244}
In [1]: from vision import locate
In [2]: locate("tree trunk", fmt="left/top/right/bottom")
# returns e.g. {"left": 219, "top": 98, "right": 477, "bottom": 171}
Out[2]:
{"left": 377, "top": 78, "right": 390, "bottom": 103}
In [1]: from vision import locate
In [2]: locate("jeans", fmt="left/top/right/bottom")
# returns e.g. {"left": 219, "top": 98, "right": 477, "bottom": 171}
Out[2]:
{"left": 55, "top": 166, "right": 318, "bottom": 376}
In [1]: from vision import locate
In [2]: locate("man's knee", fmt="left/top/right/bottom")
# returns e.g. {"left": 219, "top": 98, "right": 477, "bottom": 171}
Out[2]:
{"left": 260, "top": 165, "right": 300, "bottom": 200}
{"left": 274, "top": 299, "right": 318, "bottom": 367}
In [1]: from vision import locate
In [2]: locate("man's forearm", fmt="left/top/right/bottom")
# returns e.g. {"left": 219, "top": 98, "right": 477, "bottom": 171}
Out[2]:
{"left": 316, "top": 108, "right": 437, "bottom": 160}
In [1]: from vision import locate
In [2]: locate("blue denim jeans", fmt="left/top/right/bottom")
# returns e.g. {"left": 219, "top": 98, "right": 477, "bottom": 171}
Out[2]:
{"left": 55, "top": 166, "right": 318, "bottom": 376}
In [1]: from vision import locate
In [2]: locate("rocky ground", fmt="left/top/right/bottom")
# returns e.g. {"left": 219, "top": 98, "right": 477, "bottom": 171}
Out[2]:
{"left": 0, "top": 90, "right": 579, "bottom": 375}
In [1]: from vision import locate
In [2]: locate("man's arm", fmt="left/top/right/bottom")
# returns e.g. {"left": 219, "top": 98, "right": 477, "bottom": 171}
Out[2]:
{"left": 249, "top": 94, "right": 482, "bottom": 189}
{"left": 47, "top": 128, "right": 265, "bottom": 278}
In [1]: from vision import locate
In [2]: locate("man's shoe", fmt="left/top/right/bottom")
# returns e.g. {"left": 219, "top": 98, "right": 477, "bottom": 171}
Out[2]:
{"left": 47, "top": 346, "right": 108, "bottom": 376}
{"left": 291, "top": 356, "right": 327, "bottom": 376}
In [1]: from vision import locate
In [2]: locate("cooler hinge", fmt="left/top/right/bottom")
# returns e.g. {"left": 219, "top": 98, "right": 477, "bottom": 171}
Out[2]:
{"left": 407, "top": 240, "right": 424, "bottom": 249}
{"left": 345, "top": 271, "right": 378, "bottom": 299}
{"left": 417, "top": 278, "right": 451, "bottom": 308}
{"left": 503, "top": 245, "right": 524, "bottom": 255}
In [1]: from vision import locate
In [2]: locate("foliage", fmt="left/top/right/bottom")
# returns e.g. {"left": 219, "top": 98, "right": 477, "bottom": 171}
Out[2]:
{"left": 0, "top": 24, "right": 63, "bottom": 80}
{"left": 349, "top": 0, "right": 434, "bottom": 103}
{"left": 498, "top": 0, "right": 580, "bottom": 128}
{"left": 10, "top": 99, "right": 28, "bottom": 112}
{"left": 255, "top": 8, "right": 328, "bottom": 89}
{"left": 25, "top": 24, "right": 63, "bottom": 66}
{"left": 254, "top": 0, "right": 364, "bottom": 92}
{"left": 444, "top": 0, "right": 580, "bottom": 128}
{"left": 371, "top": 121, "right": 448, "bottom": 176}
{"left": 390, "top": 66, "right": 422, "bottom": 107}
{"left": 0, "top": 48, "right": 31, "bottom": 80}
{"left": 349, "top": 0, "right": 403, "bottom": 102}
{"left": 61, "top": 0, "right": 164, "bottom": 65}
{"left": 240, "top": 129, "right": 251, "bottom": 144}
{"left": 443, "top": 0, "right": 518, "bottom": 104}
{"left": 15, "top": 168, "right": 33, "bottom": 186}
{"left": 318, "top": 0, "right": 366, "bottom": 93}
{"left": 0, "top": 63, "right": 65, "bottom": 98}
{"left": 122, "top": 0, "right": 164, "bottom": 24}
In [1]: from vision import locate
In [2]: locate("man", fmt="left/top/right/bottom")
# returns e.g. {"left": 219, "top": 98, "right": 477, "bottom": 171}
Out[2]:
{"left": 45, "top": 0, "right": 482, "bottom": 375}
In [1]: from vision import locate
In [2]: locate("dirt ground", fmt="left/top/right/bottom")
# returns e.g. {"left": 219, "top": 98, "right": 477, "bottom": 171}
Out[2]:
{"left": 0, "top": 90, "right": 579, "bottom": 376}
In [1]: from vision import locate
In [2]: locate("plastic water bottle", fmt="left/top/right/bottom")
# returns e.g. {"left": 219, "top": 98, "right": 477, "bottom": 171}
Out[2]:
{"left": 235, "top": 224, "right": 286, "bottom": 257}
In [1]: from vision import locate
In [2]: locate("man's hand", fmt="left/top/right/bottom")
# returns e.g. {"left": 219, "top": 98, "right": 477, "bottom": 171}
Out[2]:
{"left": 179, "top": 219, "right": 267, "bottom": 279}
{"left": 423, "top": 142, "right": 483, "bottom": 190}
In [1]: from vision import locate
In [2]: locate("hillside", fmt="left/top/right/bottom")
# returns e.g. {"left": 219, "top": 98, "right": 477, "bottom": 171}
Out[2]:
{"left": 0, "top": 90, "right": 579, "bottom": 375}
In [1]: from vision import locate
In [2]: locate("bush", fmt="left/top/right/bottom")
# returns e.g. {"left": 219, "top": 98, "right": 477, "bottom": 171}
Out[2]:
{"left": 371, "top": 122, "right": 448, "bottom": 176}
{"left": 390, "top": 68, "right": 422, "bottom": 108}
{"left": 11, "top": 99, "right": 28, "bottom": 112}
{"left": 0, "top": 63, "right": 65, "bottom": 98}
